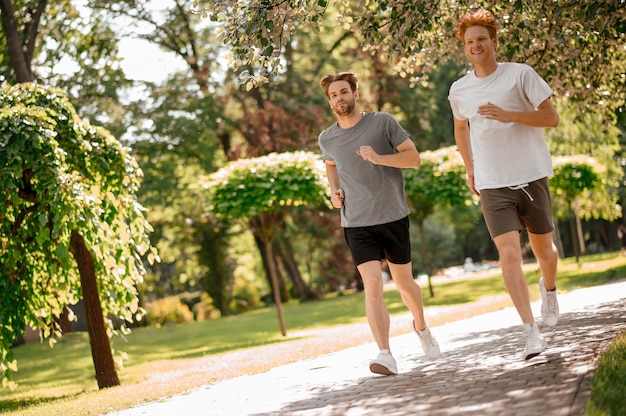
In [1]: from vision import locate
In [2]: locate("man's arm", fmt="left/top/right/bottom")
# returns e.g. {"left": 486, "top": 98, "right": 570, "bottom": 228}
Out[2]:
{"left": 453, "top": 117, "right": 479, "bottom": 196}
{"left": 357, "top": 138, "right": 420, "bottom": 168}
{"left": 477, "top": 98, "right": 560, "bottom": 128}
{"left": 325, "top": 160, "right": 344, "bottom": 208}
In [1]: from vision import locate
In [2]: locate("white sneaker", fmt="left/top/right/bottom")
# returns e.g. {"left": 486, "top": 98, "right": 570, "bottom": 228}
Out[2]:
{"left": 539, "top": 277, "right": 559, "bottom": 327}
{"left": 412, "top": 321, "right": 440, "bottom": 359}
{"left": 523, "top": 323, "right": 547, "bottom": 360}
{"left": 369, "top": 350, "right": 398, "bottom": 375}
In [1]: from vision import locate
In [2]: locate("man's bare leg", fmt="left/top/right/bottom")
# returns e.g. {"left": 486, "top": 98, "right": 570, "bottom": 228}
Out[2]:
{"left": 388, "top": 261, "right": 427, "bottom": 331}
{"left": 358, "top": 260, "right": 391, "bottom": 352}
{"left": 493, "top": 231, "right": 535, "bottom": 324}
{"left": 528, "top": 231, "right": 558, "bottom": 290}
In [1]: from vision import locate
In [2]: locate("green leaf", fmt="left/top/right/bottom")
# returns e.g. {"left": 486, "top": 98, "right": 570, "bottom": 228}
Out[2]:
{"left": 55, "top": 244, "right": 73, "bottom": 270}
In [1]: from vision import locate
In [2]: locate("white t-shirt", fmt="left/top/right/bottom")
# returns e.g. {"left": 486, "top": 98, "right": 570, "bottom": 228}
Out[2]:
{"left": 448, "top": 62, "right": 554, "bottom": 190}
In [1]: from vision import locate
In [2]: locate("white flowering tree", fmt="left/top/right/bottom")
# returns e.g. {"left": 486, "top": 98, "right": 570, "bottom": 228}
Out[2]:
{"left": 205, "top": 151, "right": 328, "bottom": 335}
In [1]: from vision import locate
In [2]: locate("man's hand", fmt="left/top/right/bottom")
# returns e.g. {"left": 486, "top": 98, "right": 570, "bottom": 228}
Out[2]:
{"left": 479, "top": 99, "right": 560, "bottom": 128}
{"left": 477, "top": 102, "right": 511, "bottom": 123}
{"left": 331, "top": 188, "right": 345, "bottom": 208}
{"left": 467, "top": 173, "right": 480, "bottom": 196}
{"left": 357, "top": 145, "right": 379, "bottom": 163}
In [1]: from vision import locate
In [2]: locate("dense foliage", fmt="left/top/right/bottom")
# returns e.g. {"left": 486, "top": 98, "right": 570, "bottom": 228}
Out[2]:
{"left": 194, "top": 0, "right": 625, "bottom": 121}
{"left": 208, "top": 151, "right": 328, "bottom": 221}
{"left": 0, "top": 83, "right": 157, "bottom": 388}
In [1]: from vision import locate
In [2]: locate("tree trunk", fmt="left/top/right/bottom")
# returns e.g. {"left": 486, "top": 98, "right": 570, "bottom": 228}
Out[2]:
{"left": 576, "top": 213, "right": 586, "bottom": 255}
{"left": 255, "top": 234, "right": 290, "bottom": 302}
{"left": 262, "top": 239, "right": 287, "bottom": 336}
{"left": 571, "top": 216, "right": 580, "bottom": 263}
{"left": 0, "top": 0, "right": 45, "bottom": 83}
{"left": 568, "top": 204, "right": 580, "bottom": 265}
{"left": 57, "top": 306, "right": 73, "bottom": 334}
{"left": 275, "top": 236, "right": 316, "bottom": 301}
{"left": 197, "top": 220, "right": 234, "bottom": 316}
{"left": 69, "top": 230, "right": 120, "bottom": 389}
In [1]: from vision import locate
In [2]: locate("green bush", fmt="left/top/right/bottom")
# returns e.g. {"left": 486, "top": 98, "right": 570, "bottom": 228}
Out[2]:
{"left": 231, "top": 285, "right": 262, "bottom": 313}
{"left": 144, "top": 297, "right": 194, "bottom": 326}
{"left": 192, "top": 292, "right": 221, "bottom": 320}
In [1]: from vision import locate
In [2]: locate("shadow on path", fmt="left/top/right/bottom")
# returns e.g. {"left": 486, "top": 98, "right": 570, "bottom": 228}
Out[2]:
{"left": 257, "top": 300, "right": 625, "bottom": 416}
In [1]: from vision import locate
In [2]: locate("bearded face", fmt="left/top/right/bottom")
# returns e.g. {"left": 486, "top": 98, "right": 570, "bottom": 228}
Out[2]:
{"left": 327, "top": 80, "right": 358, "bottom": 117}
{"left": 332, "top": 96, "right": 355, "bottom": 116}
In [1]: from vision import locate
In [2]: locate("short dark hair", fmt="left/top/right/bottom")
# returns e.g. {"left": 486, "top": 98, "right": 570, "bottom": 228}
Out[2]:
{"left": 456, "top": 8, "right": 499, "bottom": 42}
{"left": 320, "top": 72, "right": 358, "bottom": 99}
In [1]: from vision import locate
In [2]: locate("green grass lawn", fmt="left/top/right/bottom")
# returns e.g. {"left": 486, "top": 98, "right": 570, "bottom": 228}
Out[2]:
{"left": 2, "top": 252, "right": 626, "bottom": 415}
{"left": 585, "top": 330, "right": 626, "bottom": 416}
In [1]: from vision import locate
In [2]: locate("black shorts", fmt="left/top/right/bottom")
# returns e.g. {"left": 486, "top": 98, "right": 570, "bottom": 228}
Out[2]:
{"left": 480, "top": 177, "right": 555, "bottom": 238}
{"left": 344, "top": 216, "right": 411, "bottom": 266}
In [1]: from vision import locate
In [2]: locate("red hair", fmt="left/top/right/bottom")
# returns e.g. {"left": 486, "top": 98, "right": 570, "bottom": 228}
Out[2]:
{"left": 456, "top": 8, "right": 499, "bottom": 42}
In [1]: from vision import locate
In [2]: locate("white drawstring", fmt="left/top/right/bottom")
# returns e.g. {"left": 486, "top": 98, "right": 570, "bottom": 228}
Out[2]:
{"left": 508, "top": 183, "right": 534, "bottom": 201}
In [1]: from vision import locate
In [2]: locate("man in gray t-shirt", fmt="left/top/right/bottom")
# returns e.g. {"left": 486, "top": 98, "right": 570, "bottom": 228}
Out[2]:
{"left": 318, "top": 72, "right": 440, "bottom": 376}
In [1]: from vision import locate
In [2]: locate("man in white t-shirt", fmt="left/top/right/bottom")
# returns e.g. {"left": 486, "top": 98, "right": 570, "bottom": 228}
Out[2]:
{"left": 448, "top": 8, "right": 560, "bottom": 360}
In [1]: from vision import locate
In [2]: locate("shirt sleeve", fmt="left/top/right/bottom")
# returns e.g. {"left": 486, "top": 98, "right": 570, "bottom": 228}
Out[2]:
{"left": 521, "top": 65, "right": 553, "bottom": 108}
{"left": 318, "top": 130, "right": 333, "bottom": 161}
{"left": 448, "top": 82, "right": 468, "bottom": 121}
{"left": 383, "top": 113, "right": 411, "bottom": 148}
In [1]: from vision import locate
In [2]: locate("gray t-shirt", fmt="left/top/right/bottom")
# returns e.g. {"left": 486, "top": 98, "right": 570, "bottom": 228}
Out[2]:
{"left": 318, "top": 112, "right": 411, "bottom": 228}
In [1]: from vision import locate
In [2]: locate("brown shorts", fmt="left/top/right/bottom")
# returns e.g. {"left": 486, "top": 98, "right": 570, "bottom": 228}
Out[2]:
{"left": 480, "top": 177, "right": 555, "bottom": 239}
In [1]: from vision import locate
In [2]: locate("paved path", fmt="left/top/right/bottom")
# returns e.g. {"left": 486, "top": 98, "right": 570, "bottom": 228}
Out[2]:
{"left": 109, "top": 281, "right": 626, "bottom": 416}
